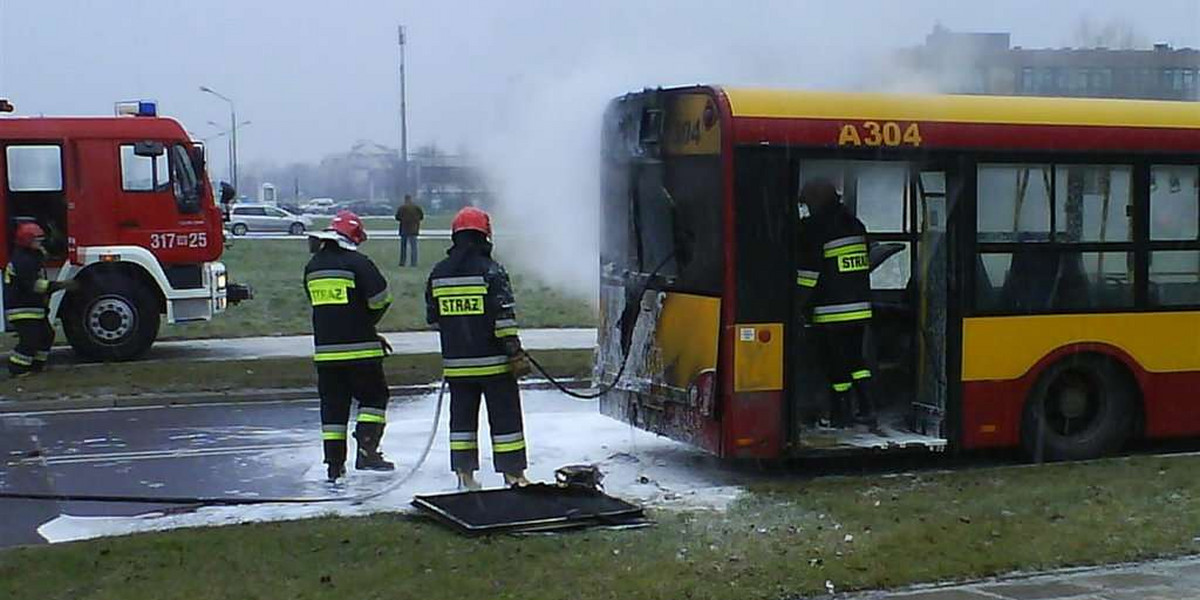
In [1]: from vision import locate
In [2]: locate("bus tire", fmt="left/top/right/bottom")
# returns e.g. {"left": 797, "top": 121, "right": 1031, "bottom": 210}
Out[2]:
{"left": 1020, "top": 354, "right": 1135, "bottom": 462}
{"left": 231, "top": 223, "right": 248, "bottom": 236}
{"left": 62, "top": 274, "right": 160, "bottom": 362}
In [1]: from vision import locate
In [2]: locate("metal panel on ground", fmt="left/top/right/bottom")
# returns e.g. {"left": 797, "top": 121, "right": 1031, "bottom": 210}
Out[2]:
{"left": 412, "top": 484, "right": 647, "bottom": 536}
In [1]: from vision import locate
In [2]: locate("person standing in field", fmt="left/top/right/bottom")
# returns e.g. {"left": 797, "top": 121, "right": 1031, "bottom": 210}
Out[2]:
{"left": 394, "top": 194, "right": 424, "bottom": 267}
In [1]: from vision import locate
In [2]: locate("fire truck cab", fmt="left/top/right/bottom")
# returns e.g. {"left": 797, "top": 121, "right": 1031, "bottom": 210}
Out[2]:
{"left": 0, "top": 100, "right": 248, "bottom": 361}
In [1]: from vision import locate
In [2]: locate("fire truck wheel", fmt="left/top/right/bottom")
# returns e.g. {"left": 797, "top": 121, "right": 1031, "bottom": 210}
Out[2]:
{"left": 62, "top": 274, "right": 160, "bottom": 362}
{"left": 231, "top": 223, "right": 248, "bottom": 236}
{"left": 1020, "top": 354, "right": 1136, "bottom": 462}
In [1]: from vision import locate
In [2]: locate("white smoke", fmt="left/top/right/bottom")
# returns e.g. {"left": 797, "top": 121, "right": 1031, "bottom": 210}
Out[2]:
{"left": 477, "top": 67, "right": 608, "bottom": 303}
{"left": 473, "top": 18, "right": 885, "bottom": 304}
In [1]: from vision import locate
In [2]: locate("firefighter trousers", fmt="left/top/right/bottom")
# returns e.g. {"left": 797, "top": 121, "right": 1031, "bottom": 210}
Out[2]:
{"left": 448, "top": 375, "right": 527, "bottom": 474}
{"left": 812, "top": 323, "right": 874, "bottom": 416}
{"left": 317, "top": 360, "right": 390, "bottom": 467}
{"left": 8, "top": 318, "right": 54, "bottom": 376}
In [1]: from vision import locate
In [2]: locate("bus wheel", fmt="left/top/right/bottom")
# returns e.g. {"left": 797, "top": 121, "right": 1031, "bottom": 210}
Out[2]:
{"left": 1020, "top": 354, "right": 1135, "bottom": 462}
{"left": 62, "top": 274, "right": 160, "bottom": 362}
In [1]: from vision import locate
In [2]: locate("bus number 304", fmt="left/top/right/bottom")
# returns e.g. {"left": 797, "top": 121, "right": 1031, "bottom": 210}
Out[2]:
{"left": 150, "top": 232, "right": 208, "bottom": 249}
{"left": 838, "top": 121, "right": 923, "bottom": 148}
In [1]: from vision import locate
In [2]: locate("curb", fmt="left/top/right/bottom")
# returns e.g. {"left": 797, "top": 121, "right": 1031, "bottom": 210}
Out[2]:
{"left": 0, "top": 378, "right": 590, "bottom": 414}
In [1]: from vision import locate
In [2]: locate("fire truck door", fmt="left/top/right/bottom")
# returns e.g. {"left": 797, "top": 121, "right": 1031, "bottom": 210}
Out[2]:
{"left": 115, "top": 141, "right": 207, "bottom": 262}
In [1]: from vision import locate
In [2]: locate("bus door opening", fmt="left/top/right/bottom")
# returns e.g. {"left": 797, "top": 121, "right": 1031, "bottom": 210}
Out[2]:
{"left": 790, "top": 160, "right": 949, "bottom": 448}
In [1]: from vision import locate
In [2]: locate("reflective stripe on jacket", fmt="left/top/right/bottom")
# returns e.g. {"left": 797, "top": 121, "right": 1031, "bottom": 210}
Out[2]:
{"left": 425, "top": 239, "right": 520, "bottom": 379}
{"left": 3, "top": 247, "right": 50, "bottom": 325}
{"left": 305, "top": 245, "right": 392, "bottom": 363}
{"left": 796, "top": 203, "right": 873, "bottom": 325}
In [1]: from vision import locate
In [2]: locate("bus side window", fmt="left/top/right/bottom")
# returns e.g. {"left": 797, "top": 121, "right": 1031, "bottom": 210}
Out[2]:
{"left": 799, "top": 160, "right": 912, "bottom": 290}
{"left": 1149, "top": 165, "right": 1200, "bottom": 307}
{"left": 977, "top": 164, "right": 1051, "bottom": 243}
{"left": 854, "top": 163, "right": 910, "bottom": 291}
{"left": 976, "top": 163, "right": 1135, "bottom": 313}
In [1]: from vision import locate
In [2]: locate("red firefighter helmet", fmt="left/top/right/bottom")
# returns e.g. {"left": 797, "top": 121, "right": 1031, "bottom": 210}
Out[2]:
{"left": 451, "top": 207, "right": 492, "bottom": 237}
{"left": 329, "top": 210, "right": 367, "bottom": 247}
{"left": 14, "top": 221, "right": 45, "bottom": 248}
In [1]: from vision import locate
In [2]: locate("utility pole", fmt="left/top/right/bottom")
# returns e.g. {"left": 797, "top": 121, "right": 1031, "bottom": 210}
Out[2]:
{"left": 398, "top": 25, "right": 409, "bottom": 196}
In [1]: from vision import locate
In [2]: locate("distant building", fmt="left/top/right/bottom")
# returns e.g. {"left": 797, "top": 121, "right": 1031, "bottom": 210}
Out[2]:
{"left": 898, "top": 25, "right": 1200, "bottom": 101}
{"left": 408, "top": 149, "right": 488, "bottom": 212}
{"left": 319, "top": 140, "right": 402, "bottom": 202}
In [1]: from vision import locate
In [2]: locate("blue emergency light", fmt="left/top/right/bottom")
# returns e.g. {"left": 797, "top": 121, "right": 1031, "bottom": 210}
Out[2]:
{"left": 114, "top": 100, "right": 158, "bottom": 117}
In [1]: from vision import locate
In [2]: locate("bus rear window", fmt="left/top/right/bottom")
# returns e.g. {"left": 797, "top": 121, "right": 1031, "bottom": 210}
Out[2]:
{"left": 631, "top": 158, "right": 722, "bottom": 293}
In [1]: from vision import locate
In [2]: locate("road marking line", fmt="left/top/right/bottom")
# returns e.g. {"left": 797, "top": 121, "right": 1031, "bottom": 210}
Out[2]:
{"left": 18, "top": 442, "right": 313, "bottom": 466}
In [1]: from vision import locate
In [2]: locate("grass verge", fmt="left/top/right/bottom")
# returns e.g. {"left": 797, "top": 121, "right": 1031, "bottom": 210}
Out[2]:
{"left": 2, "top": 349, "right": 593, "bottom": 401}
{"left": 166, "top": 238, "right": 594, "bottom": 340}
{"left": 3, "top": 454, "right": 1200, "bottom": 599}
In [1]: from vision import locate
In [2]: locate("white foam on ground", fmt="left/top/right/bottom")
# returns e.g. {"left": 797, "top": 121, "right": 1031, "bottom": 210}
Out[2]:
{"left": 37, "top": 390, "right": 746, "bottom": 543}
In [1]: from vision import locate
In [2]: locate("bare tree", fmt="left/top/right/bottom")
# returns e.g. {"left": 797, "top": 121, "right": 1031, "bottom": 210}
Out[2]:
{"left": 1072, "top": 16, "right": 1147, "bottom": 50}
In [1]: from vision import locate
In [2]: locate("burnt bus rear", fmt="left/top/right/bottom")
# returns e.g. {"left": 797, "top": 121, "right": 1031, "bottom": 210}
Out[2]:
{"left": 596, "top": 86, "right": 732, "bottom": 456}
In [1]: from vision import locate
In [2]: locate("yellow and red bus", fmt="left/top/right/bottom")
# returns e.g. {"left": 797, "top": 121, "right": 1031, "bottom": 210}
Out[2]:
{"left": 598, "top": 85, "right": 1200, "bottom": 461}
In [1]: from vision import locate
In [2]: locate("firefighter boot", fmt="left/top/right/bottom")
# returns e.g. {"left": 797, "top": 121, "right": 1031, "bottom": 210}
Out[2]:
{"left": 830, "top": 391, "right": 854, "bottom": 428}
{"left": 503, "top": 471, "right": 530, "bottom": 487}
{"left": 456, "top": 470, "right": 482, "bottom": 491}
{"left": 852, "top": 381, "right": 879, "bottom": 430}
{"left": 353, "top": 425, "right": 395, "bottom": 472}
{"left": 327, "top": 462, "right": 346, "bottom": 483}
{"left": 323, "top": 437, "right": 348, "bottom": 483}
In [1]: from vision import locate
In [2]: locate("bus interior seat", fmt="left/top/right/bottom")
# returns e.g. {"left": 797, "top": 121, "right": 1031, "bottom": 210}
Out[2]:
{"left": 1053, "top": 252, "right": 1092, "bottom": 309}
{"left": 999, "top": 250, "right": 1091, "bottom": 312}
{"left": 869, "top": 242, "right": 906, "bottom": 272}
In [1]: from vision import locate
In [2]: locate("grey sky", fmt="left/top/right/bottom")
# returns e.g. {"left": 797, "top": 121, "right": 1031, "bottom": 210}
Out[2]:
{"left": 0, "top": 0, "right": 1197, "bottom": 166}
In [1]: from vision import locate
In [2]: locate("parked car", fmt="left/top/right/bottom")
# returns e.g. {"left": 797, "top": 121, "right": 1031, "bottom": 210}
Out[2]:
{"left": 344, "top": 201, "right": 394, "bottom": 216}
{"left": 302, "top": 197, "right": 336, "bottom": 214}
{"left": 227, "top": 204, "right": 313, "bottom": 236}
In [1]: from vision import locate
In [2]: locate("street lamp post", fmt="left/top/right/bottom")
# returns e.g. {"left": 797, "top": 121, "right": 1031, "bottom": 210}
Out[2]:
{"left": 206, "top": 119, "right": 250, "bottom": 186}
{"left": 398, "top": 25, "right": 409, "bottom": 195}
{"left": 206, "top": 120, "right": 234, "bottom": 184}
{"left": 199, "top": 86, "right": 239, "bottom": 192}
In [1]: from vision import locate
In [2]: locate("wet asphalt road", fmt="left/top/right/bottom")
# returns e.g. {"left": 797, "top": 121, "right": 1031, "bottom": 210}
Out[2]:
{"left": 0, "top": 400, "right": 323, "bottom": 548}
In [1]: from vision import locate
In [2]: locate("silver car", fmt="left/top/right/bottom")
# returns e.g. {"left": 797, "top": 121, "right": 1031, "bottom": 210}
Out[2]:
{"left": 227, "top": 204, "right": 312, "bottom": 236}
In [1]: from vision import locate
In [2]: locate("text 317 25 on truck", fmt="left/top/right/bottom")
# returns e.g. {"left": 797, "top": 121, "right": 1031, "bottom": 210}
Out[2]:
{"left": 0, "top": 99, "right": 251, "bottom": 361}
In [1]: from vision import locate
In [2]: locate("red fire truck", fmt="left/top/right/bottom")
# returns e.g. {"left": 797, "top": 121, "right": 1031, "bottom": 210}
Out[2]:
{"left": 0, "top": 100, "right": 249, "bottom": 361}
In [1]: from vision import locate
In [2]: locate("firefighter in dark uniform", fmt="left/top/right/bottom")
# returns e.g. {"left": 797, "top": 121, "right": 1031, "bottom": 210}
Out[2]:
{"left": 5, "top": 221, "right": 72, "bottom": 377}
{"left": 426, "top": 207, "right": 531, "bottom": 490}
{"left": 795, "top": 178, "right": 877, "bottom": 428}
{"left": 305, "top": 210, "right": 396, "bottom": 483}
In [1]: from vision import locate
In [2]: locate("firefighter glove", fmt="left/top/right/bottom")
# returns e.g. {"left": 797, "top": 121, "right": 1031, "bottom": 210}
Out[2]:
{"left": 502, "top": 336, "right": 524, "bottom": 358}
{"left": 48, "top": 280, "right": 79, "bottom": 294}
{"left": 510, "top": 351, "right": 533, "bottom": 379}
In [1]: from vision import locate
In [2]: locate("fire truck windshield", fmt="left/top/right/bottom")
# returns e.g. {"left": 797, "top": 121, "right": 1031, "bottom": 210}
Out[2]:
{"left": 170, "top": 143, "right": 202, "bottom": 214}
